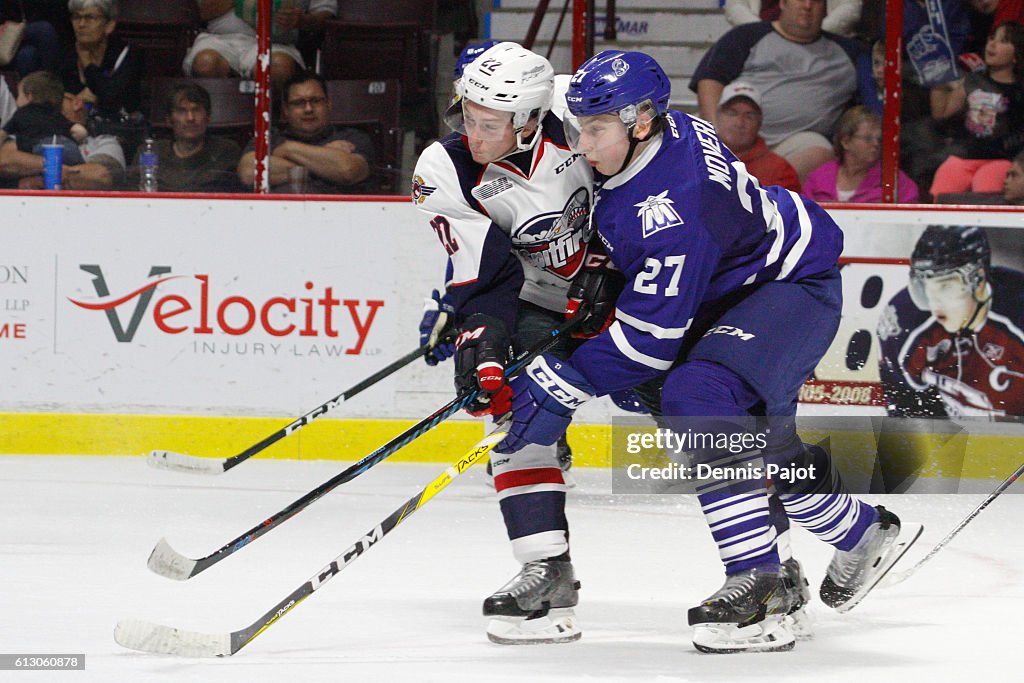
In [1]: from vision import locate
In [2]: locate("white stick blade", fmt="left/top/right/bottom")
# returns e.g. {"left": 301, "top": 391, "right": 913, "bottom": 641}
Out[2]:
{"left": 114, "top": 619, "right": 231, "bottom": 657}
{"left": 147, "top": 537, "right": 198, "bottom": 581}
{"left": 147, "top": 450, "right": 225, "bottom": 474}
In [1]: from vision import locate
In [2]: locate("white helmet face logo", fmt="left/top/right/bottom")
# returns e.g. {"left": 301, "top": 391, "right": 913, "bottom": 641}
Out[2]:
{"left": 612, "top": 59, "right": 629, "bottom": 77}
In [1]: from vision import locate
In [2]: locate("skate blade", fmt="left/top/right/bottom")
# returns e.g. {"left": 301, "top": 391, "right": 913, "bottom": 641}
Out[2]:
{"left": 836, "top": 522, "right": 924, "bottom": 614}
{"left": 486, "top": 608, "right": 581, "bottom": 645}
{"left": 692, "top": 616, "right": 796, "bottom": 653}
{"left": 786, "top": 607, "right": 814, "bottom": 641}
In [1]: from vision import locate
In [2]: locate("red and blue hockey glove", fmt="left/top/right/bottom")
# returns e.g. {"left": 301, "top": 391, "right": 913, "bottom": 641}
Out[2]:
{"left": 565, "top": 250, "right": 625, "bottom": 339}
{"left": 497, "top": 354, "right": 595, "bottom": 454}
{"left": 454, "top": 313, "right": 514, "bottom": 415}
{"left": 419, "top": 289, "right": 456, "bottom": 366}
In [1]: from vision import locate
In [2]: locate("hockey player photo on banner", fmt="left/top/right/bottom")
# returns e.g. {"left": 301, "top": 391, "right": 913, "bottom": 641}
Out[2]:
{"left": 877, "top": 224, "right": 1024, "bottom": 418}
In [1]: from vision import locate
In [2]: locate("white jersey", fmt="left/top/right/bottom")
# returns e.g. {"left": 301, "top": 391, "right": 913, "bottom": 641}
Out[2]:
{"left": 410, "top": 113, "right": 593, "bottom": 317}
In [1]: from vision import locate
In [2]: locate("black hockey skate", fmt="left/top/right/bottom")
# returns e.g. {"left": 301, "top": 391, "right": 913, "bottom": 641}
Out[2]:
{"left": 483, "top": 559, "right": 581, "bottom": 644}
{"left": 820, "top": 505, "right": 923, "bottom": 613}
{"left": 688, "top": 565, "right": 796, "bottom": 653}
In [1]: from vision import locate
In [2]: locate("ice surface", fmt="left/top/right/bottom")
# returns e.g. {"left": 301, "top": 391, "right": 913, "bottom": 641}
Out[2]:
{"left": 1, "top": 455, "right": 1019, "bottom": 682}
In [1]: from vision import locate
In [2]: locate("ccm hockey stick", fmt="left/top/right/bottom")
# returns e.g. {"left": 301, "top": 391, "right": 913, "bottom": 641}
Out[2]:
{"left": 147, "top": 312, "right": 585, "bottom": 581}
{"left": 148, "top": 341, "right": 445, "bottom": 474}
{"left": 883, "top": 460, "right": 1024, "bottom": 587}
{"left": 116, "top": 426, "right": 508, "bottom": 657}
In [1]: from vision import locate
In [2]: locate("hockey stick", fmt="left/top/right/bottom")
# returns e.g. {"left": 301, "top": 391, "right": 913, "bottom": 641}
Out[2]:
{"left": 116, "top": 425, "right": 508, "bottom": 657}
{"left": 883, "top": 461, "right": 1024, "bottom": 587}
{"left": 147, "top": 313, "right": 585, "bottom": 581}
{"left": 148, "top": 341, "right": 445, "bottom": 474}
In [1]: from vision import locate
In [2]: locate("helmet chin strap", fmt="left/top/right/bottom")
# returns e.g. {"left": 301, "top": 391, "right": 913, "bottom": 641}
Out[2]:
{"left": 959, "top": 281, "right": 993, "bottom": 334}
{"left": 609, "top": 124, "right": 659, "bottom": 177}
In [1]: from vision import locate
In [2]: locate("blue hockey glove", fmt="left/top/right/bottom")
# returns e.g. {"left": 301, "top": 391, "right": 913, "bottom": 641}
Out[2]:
{"left": 419, "top": 289, "right": 456, "bottom": 366}
{"left": 454, "top": 313, "right": 514, "bottom": 415}
{"left": 497, "top": 354, "right": 596, "bottom": 454}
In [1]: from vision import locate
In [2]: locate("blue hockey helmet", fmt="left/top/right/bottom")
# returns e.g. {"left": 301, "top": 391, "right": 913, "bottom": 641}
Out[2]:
{"left": 565, "top": 50, "right": 670, "bottom": 126}
{"left": 454, "top": 40, "right": 500, "bottom": 78}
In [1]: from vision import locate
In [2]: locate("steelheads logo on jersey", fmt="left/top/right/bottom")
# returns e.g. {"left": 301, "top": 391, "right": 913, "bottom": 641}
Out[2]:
{"left": 67, "top": 265, "right": 384, "bottom": 354}
{"left": 514, "top": 187, "right": 590, "bottom": 280}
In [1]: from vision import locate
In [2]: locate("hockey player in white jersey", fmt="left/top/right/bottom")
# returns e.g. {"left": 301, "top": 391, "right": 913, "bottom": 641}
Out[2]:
{"left": 494, "top": 50, "right": 922, "bottom": 653}
{"left": 411, "top": 42, "right": 615, "bottom": 644}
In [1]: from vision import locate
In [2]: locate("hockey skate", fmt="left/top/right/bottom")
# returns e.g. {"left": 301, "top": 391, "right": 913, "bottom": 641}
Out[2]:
{"left": 820, "top": 505, "right": 923, "bottom": 613}
{"left": 483, "top": 559, "right": 582, "bottom": 644}
{"left": 781, "top": 558, "right": 814, "bottom": 640}
{"left": 688, "top": 565, "right": 796, "bottom": 653}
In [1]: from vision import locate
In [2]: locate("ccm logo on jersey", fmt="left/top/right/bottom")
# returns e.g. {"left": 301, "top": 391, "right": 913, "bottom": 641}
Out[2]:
{"left": 527, "top": 357, "right": 590, "bottom": 409}
{"left": 703, "top": 325, "right": 756, "bottom": 341}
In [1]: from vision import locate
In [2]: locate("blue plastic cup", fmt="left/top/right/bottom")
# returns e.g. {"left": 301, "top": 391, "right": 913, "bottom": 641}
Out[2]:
{"left": 42, "top": 144, "right": 64, "bottom": 190}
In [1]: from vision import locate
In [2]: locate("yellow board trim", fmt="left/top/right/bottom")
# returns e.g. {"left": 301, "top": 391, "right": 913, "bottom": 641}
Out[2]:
{"left": 1, "top": 413, "right": 1023, "bottom": 480}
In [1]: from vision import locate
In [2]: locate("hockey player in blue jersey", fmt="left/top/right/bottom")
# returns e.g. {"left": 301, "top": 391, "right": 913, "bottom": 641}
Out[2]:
{"left": 497, "top": 50, "right": 921, "bottom": 652}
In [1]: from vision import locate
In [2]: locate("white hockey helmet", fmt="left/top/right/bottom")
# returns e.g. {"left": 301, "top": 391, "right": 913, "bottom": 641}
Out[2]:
{"left": 445, "top": 42, "right": 555, "bottom": 152}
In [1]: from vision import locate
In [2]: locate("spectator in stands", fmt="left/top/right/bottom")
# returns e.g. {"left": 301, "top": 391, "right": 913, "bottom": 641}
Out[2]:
{"left": 186, "top": 1, "right": 337, "bottom": 92}
{"left": 802, "top": 105, "right": 919, "bottom": 202}
{"left": 0, "top": 75, "right": 14, "bottom": 128}
{"left": 0, "top": 0, "right": 62, "bottom": 76}
{"left": 929, "top": 21, "right": 1024, "bottom": 198}
{"left": 1002, "top": 149, "right": 1024, "bottom": 202}
{"left": 724, "top": 0, "right": 864, "bottom": 37}
{"left": 237, "top": 70, "right": 373, "bottom": 194}
{"left": 0, "top": 89, "right": 125, "bottom": 189}
{"left": 59, "top": 0, "right": 143, "bottom": 119}
{"left": 129, "top": 82, "right": 242, "bottom": 193}
{"left": 715, "top": 81, "right": 801, "bottom": 191}
{"left": 856, "top": 39, "right": 886, "bottom": 116}
{"left": 691, "top": 0, "right": 862, "bottom": 181}
{"left": 966, "top": 0, "right": 1024, "bottom": 55}
{"left": 2, "top": 71, "right": 87, "bottom": 166}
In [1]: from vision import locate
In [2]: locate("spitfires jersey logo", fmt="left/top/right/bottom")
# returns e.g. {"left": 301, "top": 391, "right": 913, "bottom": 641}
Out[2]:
{"left": 514, "top": 187, "right": 590, "bottom": 280}
{"left": 411, "top": 175, "right": 437, "bottom": 205}
{"left": 635, "top": 190, "right": 684, "bottom": 238}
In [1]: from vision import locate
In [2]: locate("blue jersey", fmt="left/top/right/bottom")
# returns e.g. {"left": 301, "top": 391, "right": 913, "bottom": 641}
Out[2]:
{"left": 570, "top": 111, "right": 844, "bottom": 394}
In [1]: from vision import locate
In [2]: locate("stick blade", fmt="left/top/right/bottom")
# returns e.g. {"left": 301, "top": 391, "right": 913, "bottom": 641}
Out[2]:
{"left": 115, "top": 619, "right": 232, "bottom": 657}
{"left": 148, "top": 450, "right": 227, "bottom": 474}
{"left": 147, "top": 537, "right": 198, "bottom": 581}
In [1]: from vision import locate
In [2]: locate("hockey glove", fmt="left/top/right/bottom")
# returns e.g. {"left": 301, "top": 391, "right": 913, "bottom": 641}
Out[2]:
{"left": 419, "top": 289, "right": 456, "bottom": 366}
{"left": 566, "top": 250, "right": 625, "bottom": 339}
{"left": 497, "top": 354, "right": 595, "bottom": 454}
{"left": 454, "top": 313, "right": 514, "bottom": 415}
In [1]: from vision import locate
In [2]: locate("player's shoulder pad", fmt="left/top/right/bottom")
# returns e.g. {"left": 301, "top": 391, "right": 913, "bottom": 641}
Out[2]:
{"left": 411, "top": 135, "right": 480, "bottom": 216}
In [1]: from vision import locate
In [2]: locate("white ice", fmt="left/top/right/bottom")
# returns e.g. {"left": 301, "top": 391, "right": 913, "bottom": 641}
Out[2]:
{"left": 1, "top": 454, "right": 1019, "bottom": 682}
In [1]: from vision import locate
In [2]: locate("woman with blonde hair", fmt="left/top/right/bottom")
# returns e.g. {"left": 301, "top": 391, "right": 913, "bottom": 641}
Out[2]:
{"left": 801, "top": 105, "right": 919, "bottom": 202}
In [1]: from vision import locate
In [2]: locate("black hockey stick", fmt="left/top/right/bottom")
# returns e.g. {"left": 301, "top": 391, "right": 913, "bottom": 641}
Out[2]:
{"left": 148, "top": 341, "right": 446, "bottom": 474}
{"left": 116, "top": 425, "right": 508, "bottom": 657}
{"left": 883, "top": 460, "right": 1024, "bottom": 587}
{"left": 147, "top": 312, "right": 585, "bottom": 581}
